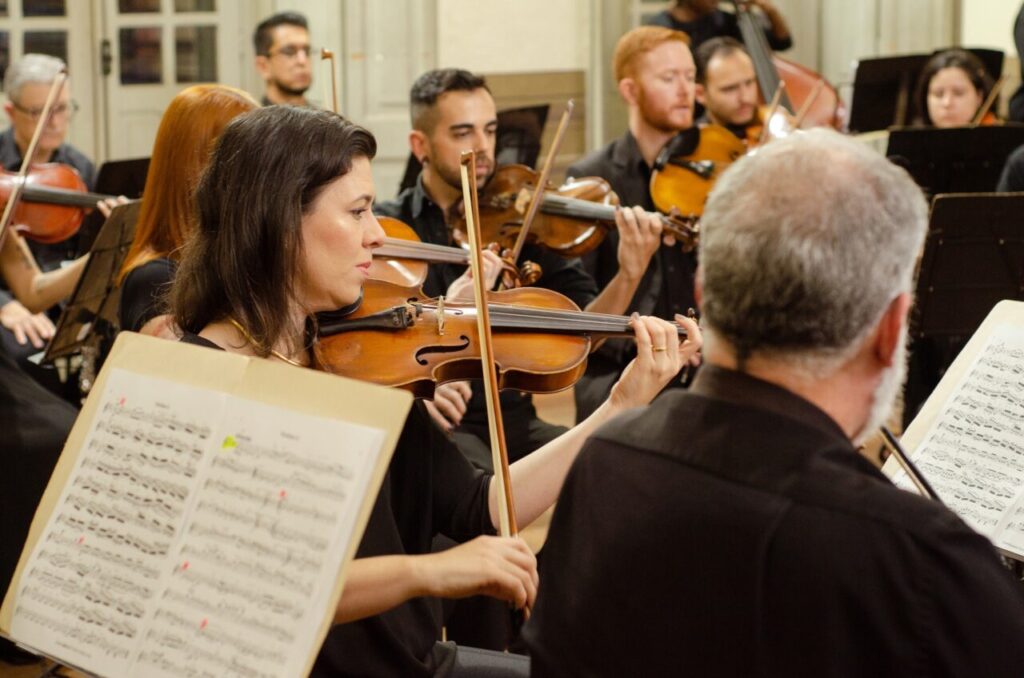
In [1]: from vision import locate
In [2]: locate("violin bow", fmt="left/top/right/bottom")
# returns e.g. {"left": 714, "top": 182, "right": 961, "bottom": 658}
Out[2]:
{"left": 460, "top": 149, "right": 518, "bottom": 539}
{"left": 879, "top": 426, "right": 944, "bottom": 506}
{"left": 971, "top": 75, "right": 1004, "bottom": 125}
{"left": 757, "top": 81, "right": 785, "bottom": 145}
{"left": 505, "top": 99, "right": 575, "bottom": 274}
{"left": 320, "top": 48, "right": 339, "bottom": 114}
{"left": 0, "top": 68, "right": 67, "bottom": 251}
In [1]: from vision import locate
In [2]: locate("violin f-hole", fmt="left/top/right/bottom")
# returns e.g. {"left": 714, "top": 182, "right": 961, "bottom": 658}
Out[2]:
{"left": 414, "top": 335, "right": 472, "bottom": 365}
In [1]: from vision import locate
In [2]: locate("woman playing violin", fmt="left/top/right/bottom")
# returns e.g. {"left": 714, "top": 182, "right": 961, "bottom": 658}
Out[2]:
{"left": 117, "top": 84, "right": 257, "bottom": 337}
{"left": 914, "top": 49, "right": 996, "bottom": 128}
{"left": 170, "top": 105, "right": 700, "bottom": 677}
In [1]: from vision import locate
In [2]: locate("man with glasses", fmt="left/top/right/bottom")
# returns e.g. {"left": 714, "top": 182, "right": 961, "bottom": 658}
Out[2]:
{"left": 0, "top": 53, "right": 94, "bottom": 369}
{"left": 253, "top": 11, "right": 313, "bottom": 107}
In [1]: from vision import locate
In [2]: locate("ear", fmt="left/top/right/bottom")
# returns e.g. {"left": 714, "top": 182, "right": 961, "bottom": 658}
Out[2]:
{"left": 3, "top": 101, "right": 13, "bottom": 124}
{"left": 618, "top": 77, "right": 640, "bottom": 107}
{"left": 874, "top": 292, "right": 911, "bottom": 367}
{"left": 254, "top": 55, "right": 270, "bottom": 80}
{"left": 695, "top": 83, "right": 707, "bottom": 106}
{"left": 409, "top": 129, "right": 429, "bottom": 164}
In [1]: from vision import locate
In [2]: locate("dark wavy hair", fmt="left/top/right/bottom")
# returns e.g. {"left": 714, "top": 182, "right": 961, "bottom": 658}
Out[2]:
{"left": 171, "top": 106, "right": 377, "bottom": 358}
{"left": 913, "top": 49, "right": 994, "bottom": 126}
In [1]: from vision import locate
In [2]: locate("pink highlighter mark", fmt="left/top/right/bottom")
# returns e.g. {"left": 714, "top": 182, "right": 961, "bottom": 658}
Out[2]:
{"left": 199, "top": 618, "right": 208, "bottom": 630}
{"left": 279, "top": 489, "right": 287, "bottom": 501}
{"left": 118, "top": 397, "right": 126, "bottom": 407}
{"left": 180, "top": 561, "right": 189, "bottom": 571}
{"left": 76, "top": 536, "right": 85, "bottom": 545}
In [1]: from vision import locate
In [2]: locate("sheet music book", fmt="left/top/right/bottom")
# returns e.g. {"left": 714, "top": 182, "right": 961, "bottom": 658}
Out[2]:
{"left": 1, "top": 332, "right": 412, "bottom": 677}
{"left": 884, "top": 300, "right": 1024, "bottom": 559}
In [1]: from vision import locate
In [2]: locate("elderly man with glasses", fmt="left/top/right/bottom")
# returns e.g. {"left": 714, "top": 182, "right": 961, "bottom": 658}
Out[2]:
{"left": 253, "top": 11, "right": 313, "bottom": 107}
{"left": 0, "top": 53, "right": 94, "bottom": 366}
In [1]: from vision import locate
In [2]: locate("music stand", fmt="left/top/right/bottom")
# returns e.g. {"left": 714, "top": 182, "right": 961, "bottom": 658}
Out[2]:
{"left": 904, "top": 192, "right": 1024, "bottom": 423}
{"left": 43, "top": 200, "right": 141, "bottom": 364}
{"left": 849, "top": 54, "right": 930, "bottom": 133}
{"left": 886, "top": 124, "right": 1024, "bottom": 197}
{"left": 77, "top": 157, "right": 150, "bottom": 254}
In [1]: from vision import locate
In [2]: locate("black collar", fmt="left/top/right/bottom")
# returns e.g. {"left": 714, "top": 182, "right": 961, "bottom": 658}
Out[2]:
{"left": 692, "top": 364, "right": 851, "bottom": 445}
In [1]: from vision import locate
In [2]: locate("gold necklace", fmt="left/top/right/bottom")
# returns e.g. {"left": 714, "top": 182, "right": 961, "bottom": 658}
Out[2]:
{"left": 227, "top": 317, "right": 303, "bottom": 367}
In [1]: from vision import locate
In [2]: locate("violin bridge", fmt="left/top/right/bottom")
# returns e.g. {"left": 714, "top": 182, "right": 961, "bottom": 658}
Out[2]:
{"left": 436, "top": 296, "right": 445, "bottom": 336}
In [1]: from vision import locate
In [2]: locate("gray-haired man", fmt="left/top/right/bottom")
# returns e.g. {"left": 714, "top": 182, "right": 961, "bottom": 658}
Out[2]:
{"left": 525, "top": 129, "right": 1024, "bottom": 677}
{"left": 0, "top": 53, "right": 94, "bottom": 357}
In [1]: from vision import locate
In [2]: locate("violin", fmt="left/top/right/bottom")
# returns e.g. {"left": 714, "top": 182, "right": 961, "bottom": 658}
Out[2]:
{"left": 315, "top": 277, "right": 686, "bottom": 398}
{"left": 451, "top": 164, "right": 699, "bottom": 257}
{"left": 1, "top": 163, "right": 114, "bottom": 244}
{"left": 372, "top": 215, "right": 540, "bottom": 288}
{"left": 649, "top": 125, "right": 746, "bottom": 218}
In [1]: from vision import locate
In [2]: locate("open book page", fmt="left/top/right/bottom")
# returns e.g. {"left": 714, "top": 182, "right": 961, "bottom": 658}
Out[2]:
{"left": 1, "top": 333, "right": 411, "bottom": 677}
{"left": 886, "top": 301, "right": 1024, "bottom": 557}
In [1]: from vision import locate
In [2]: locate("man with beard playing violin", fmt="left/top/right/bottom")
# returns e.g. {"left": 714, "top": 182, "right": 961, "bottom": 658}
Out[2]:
{"left": 375, "top": 68, "right": 665, "bottom": 467}
{"left": 694, "top": 37, "right": 761, "bottom": 141}
{"left": 566, "top": 26, "right": 702, "bottom": 421}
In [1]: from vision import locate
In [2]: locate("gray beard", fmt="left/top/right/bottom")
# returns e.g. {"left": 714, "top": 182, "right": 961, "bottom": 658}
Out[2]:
{"left": 853, "top": 327, "right": 909, "bottom": 446}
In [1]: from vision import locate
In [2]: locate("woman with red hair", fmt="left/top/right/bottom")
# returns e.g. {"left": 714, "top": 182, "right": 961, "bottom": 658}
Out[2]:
{"left": 118, "top": 84, "right": 257, "bottom": 336}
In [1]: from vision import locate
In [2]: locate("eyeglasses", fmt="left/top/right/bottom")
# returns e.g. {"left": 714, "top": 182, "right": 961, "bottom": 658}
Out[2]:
{"left": 11, "top": 99, "right": 79, "bottom": 121}
{"left": 265, "top": 44, "right": 313, "bottom": 60}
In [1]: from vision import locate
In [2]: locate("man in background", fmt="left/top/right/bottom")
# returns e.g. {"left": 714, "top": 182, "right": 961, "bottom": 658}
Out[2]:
{"left": 694, "top": 37, "right": 760, "bottom": 139}
{"left": 253, "top": 11, "right": 313, "bottom": 106}
{"left": 567, "top": 26, "right": 700, "bottom": 421}
{"left": 647, "top": 0, "right": 792, "bottom": 53}
{"left": 0, "top": 54, "right": 94, "bottom": 365}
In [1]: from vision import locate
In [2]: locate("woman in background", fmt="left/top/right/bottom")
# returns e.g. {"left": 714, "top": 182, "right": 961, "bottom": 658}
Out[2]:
{"left": 914, "top": 49, "right": 995, "bottom": 128}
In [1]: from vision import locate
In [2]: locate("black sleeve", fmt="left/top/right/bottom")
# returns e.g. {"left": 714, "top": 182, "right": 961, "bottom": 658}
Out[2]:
{"left": 118, "top": 259, "right": 175, "bottom": 332}
{"left": 765, "top": 29, "right": 793, "bottom": 52}
{"left": 409, "top": 403, "right": 496, "bottom": 542}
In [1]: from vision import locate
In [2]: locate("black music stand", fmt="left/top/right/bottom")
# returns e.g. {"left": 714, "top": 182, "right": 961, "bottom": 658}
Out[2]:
{"left": 904, "top": 192, "right": 1024, "bottom": 423}
{"left": 77, "top": 157, "right": 150, "bottom": 254}
{"left": 43, "top": 200, "right": 141, "bottom": 365}
{"left": 849, "top": 54, "right": 931, "bottom": 133}
{"left": 886, "top": 124, "right": 1024, "bottom": 197}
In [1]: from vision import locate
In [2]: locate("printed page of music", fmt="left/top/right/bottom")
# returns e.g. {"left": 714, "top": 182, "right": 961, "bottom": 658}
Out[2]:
{"left": 0, "top": 333, "right": 412, "bottom": 677}
{"left": 888, "top": 301, "right": 1024, "bottom": 558}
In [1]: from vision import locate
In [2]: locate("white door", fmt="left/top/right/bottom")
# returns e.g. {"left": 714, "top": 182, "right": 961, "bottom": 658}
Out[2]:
{"left": 341, "top": 0, "right": 437, "bottom": 202}
{"left": 0, "top": 0, "right": 99, "bottom": 161}
{"left": 100, "top": 0, "right": 240, "bottom": 160}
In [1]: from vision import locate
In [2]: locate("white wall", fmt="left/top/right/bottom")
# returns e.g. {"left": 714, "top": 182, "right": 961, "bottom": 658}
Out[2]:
{"left": 961, "top": 0, "right": 1020, "bottom": 56}
{"left": 436, "top": 0, "right": 590, "bottom": 73}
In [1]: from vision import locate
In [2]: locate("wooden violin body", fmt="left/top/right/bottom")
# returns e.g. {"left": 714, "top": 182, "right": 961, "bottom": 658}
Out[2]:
{"left": 452, "top": 164, "right": 699, "bottom": 256}
{"left": 315, "top": 278, "right": 683, "bottom": 398}
{"left": 317, "top": 279, "right": 591, "bottom": 398}
{"left": 649, "top": 125, "right": 746, "bottom": 217}
{"left": 1, "top": 163, "right": 112, "bottom": 244}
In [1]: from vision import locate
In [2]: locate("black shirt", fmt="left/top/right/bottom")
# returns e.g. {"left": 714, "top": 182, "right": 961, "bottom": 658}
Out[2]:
{"left": 997, "top": 144, "right": 1024, "bottom": 192}
{"left": 0, "top": 127, "right": 97, "bottom": 309}
{"left": 118, "top": 257, "right": 176, "bottom": 333}
{"left": 375, "top": 176, "right": 598, "bottom": 455}
{"left": 179, "top": 332, "right": 495, "bottom": 677}
{"left": 524, "top": 365, "right": 1024, "bottom": 677}
{"left": 646, "top": 7, "right": 793, "bottom": 52}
